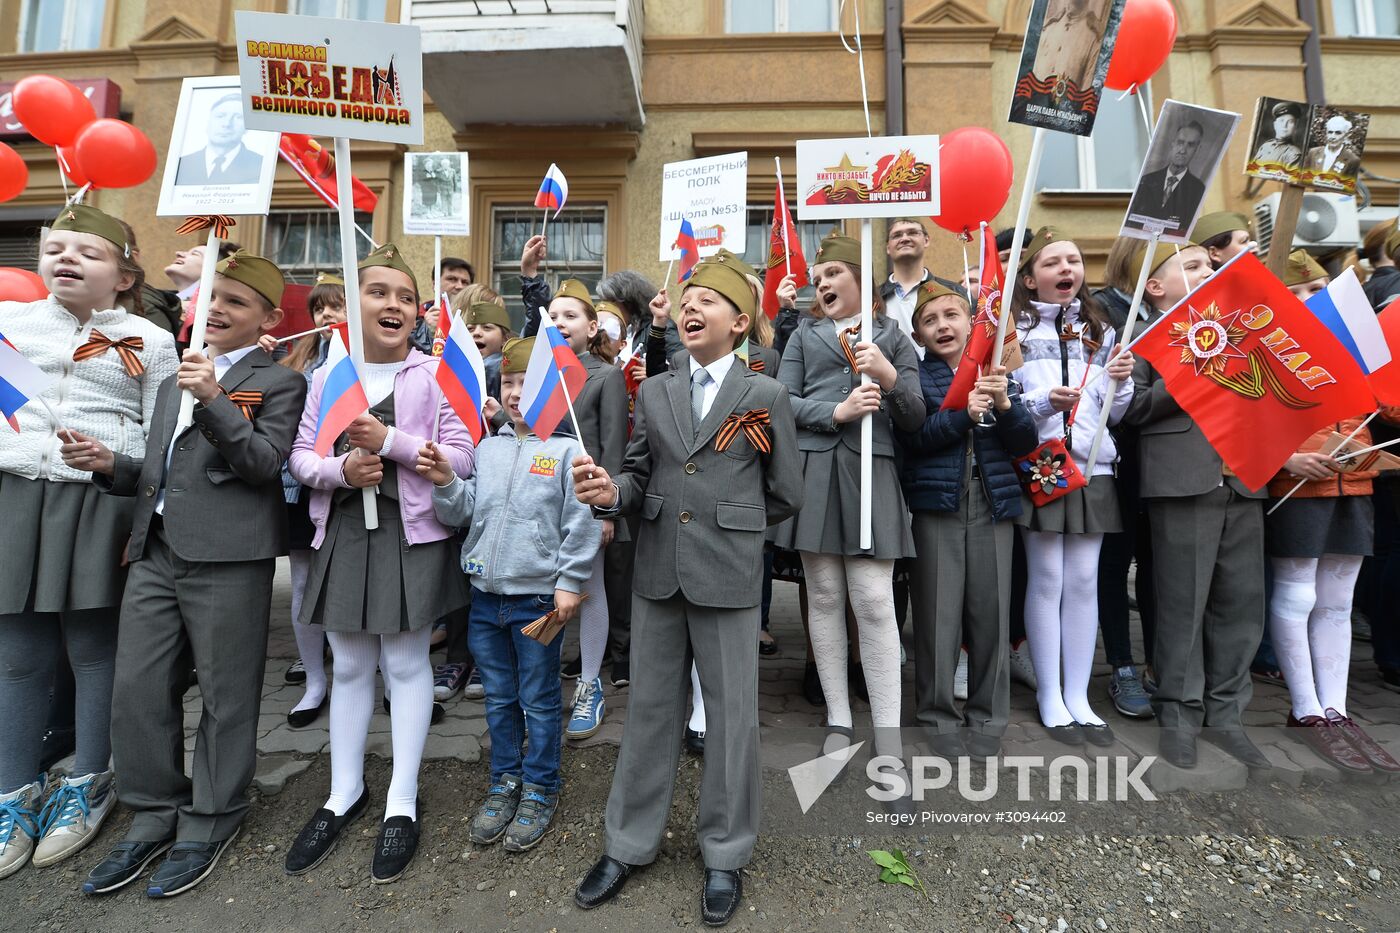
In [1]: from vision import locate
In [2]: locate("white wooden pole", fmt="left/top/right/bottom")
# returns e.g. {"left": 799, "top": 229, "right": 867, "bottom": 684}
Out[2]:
{"left": 859, "top": 217, "right": 873, "bottom": 551}
{"left": 335, "top": 137, "right": 379, "bottom": 531}
{"left": 993, "top": 126, "right": 1048, "bottom": 368}
{"left": 175, "top": 227, "right": 221, "bottom": 434}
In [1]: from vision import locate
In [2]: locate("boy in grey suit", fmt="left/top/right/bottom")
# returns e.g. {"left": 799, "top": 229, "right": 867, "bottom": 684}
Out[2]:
{"left": 571, "top": 253, "right": 802, "bottom": 927}
{"left": 63, "top": 252, "right": 307, "bottom": 897}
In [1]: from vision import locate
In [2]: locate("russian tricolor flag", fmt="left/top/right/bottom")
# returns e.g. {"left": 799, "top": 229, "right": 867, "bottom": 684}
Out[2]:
{"left": 1306, "top": 267, "right": 1391, "bottom": 374}
{"left": 0, "top": 331, "right": 54, "bottom": 432}
{"left": 521, "top": 312, "right": 587, "bottom": 440}
{"left": 435, "top": 303, "right": 488, "bottom": 445}
{"left": 675, "top": 218, "right": 699, "bottom": 283}
{"left": 312, "top": 322, "right": 371, "bottom": 456}
{"left": 534, "top": 163, "right": 569, "bottom": 219}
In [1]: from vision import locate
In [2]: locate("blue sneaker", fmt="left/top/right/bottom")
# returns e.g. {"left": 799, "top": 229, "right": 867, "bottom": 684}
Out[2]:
{"left": 566, "top": 677, "right": 605, "bottom": 740}
{"left": 34, "top": 770, "right": 115, "bottom": 867}
{"left": 502, "top": 786, "right": 557, "bottom": 852}
{"left": 0, "top": 778, "right": 45, "bottom": 880}
{"left": 1109, "top": 666, "right": 1154, "bottom": 719}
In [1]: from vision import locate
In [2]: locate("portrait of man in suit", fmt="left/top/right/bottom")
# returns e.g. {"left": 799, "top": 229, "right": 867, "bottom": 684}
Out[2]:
{"left": 1303, "top": 113, "right": 1365, "bottom": 185}
{"left": 174, "top": 93, "right": 266, "bottom": 187}
{"left": 1126, "top": 121, "right": 1208, "bottom": 239}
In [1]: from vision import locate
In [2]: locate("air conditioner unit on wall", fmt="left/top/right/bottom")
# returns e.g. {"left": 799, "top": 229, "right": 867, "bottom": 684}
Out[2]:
{"left": 1253, "top": 191, "right": 1361, "bottom": 254}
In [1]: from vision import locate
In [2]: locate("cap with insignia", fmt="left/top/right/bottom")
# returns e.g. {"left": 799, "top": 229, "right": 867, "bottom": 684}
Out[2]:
{"left": 912, "top": 280, "right": 967, "bottom": 319}
{"left": 1272, "top": 101, "right": 1302, "bottom": 120}
{"left": 813, "top": 231, "right": 862, "bottom": 268}
{"left": 1282, "top": 249, "right": 1328, "bottom": 287}
{"left": 501, "top": 336, "right": 534, "bottom": 374}
{"left": 1020, "top": 225, "right": 1062, "bottom": 269}
{"left": 314, "top": 271, "right": 344, "bottom": 287}
{"left": 595, "top": 299, "right": 626, "bottom": 322}
{"left": 553, "top": 278, "right": 595, "bottom": 313}
{"left": 711, "top": 248, "right": 757, "bottom": 281}
{"left": 1192, "top": 211, "right": 1252, "bottom": 247}
{"left": 50, "top": 204, "right": 130, "bottom": 256}
{"left": 357, "top": 242, "right": 418, "bottom": 295}
{"left": 216, "top": 250, "right": 285, "bottom": 307}
{"left": 466, "top": 301, "right": 512, "bottom": 331}
{"left": 684, "top": 254, "right": 756, "bottom": 319}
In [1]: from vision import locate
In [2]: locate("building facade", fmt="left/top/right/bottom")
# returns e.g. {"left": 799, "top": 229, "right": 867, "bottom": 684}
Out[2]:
{"left": 2, "top": 0, "right": 1398, "bottom": 325}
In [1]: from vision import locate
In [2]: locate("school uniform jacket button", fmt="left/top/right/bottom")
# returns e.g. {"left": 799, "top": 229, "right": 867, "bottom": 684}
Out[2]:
{"left": 144, "top": 485, "right": 156, "bottom": 497}
{"left": 843, "top": 366, "right": 851, "bottom": 374}
{"left": 679, "top": 511, "right": 692, "bottom": 524}
{"left": 684, "top": 462, "right": 697, "bottom": 474}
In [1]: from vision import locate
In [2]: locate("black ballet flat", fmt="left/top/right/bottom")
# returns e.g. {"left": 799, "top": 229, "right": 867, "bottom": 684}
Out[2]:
{"left": 1077, "top": 722, "right": 1115, "bottom": 747}
{"left": 1042, "top": 723, "right": 1083, "bottom": 746}
{"left": 287, "top": 698, "right": 327, "bottom": 729}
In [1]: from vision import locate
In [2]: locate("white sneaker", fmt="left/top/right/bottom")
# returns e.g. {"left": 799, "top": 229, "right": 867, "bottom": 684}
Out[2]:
{"left": 954, "top": 650, "right": 969, "bottom": 701}
{"left": 1009, "top": 641, "right": 1038, "bottom": 690}
{"left": 0, "top": 778, "right": 46, "bottom": 880}
{"left": 32, "top": 771, "right": 115, "bottom": 868}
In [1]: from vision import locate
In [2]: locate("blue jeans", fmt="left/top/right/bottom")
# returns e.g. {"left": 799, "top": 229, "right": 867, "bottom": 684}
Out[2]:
{"left": 468, "top": 587, "right": 563, "bottom": 793}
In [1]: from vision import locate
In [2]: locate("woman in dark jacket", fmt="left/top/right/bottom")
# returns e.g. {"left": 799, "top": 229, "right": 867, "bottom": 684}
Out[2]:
{"left": 898, "top": 282, "right": 1037, "bottom": 761}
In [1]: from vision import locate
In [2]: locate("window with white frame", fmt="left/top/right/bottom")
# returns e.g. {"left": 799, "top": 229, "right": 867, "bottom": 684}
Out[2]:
{"left": 1332, "top": 0, "right": 1400, "bottom": 36}
{"left": 492, "top": 206, "right": 607, "bottom": 332}
{"left": 745, "top": 205, "right": 827, "bottom": 308}
{"left": 19, "top": 0, "right": 105, "bottom": 52}
{"left": 263, "top": 209, "right": 375, "bottom": 285}
{"left": 1036, "top": 85, "right": 1154, "bottom": 192}
{"left": 727, "top": 0, "right": 836, "bottom": 33}
{"left": 289, "top": 0, "right": 387, "bottom": 20}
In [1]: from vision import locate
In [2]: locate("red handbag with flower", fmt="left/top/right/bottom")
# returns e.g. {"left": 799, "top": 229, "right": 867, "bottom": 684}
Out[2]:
{"left": 1014, "top": 311, "right": 1093, "bottom": 507}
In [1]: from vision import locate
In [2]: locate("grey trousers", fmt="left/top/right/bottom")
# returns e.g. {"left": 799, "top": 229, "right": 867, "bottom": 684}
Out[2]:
{"left": 910, "top": 479, "right": 1012, "bottom": 738}
{"left": 1147, "top": 486, "right": 1265, "bottom": 732}
{"left": 112, "top": 529, "right": 274, "bottom": 843}
{"left": 604, "top": 592, "right": 760, "bottom": 872}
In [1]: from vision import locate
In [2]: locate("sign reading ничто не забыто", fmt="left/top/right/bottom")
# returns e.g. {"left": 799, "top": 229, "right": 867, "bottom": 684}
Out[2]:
{"left": 234, "top": 11, "right": 424, "bottom": 146}
{"left": 794, "top": 135, "right": 940, "bottom": 221}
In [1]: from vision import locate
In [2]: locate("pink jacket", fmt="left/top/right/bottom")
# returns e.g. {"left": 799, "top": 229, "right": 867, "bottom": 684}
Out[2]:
{"left": 290, "top": 350, "right": 475, "bottom": 548}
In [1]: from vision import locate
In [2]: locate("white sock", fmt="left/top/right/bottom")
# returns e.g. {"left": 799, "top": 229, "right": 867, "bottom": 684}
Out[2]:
{"left": 688, "top": 662, "right": 706, "bottom": 733}
{"left": 289, "top": 551, "right": 327, "bottom": 714}
{"left": 801, "top": 552, "right": 853, "bottom": 729}
{"left": 324, "top": 631, "right": 378, "bottom": 815}
{"left": 380, "top": 627, "right": 434, "bottom": 820}
{"left": 578, "top": 549, "right": 610, "bottom": 683}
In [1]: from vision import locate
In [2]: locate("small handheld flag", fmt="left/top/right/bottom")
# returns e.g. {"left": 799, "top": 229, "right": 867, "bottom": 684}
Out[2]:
{"left": 312, "top": 322, "right": 371, "bottom": 456}
{"left": 761, "top": 183, "right": 809, "bottom": 320}
{"left": 675, "top": 218, "right": 700, "bottom": 283}
{"left": 521, "top": 313, "right": 588, "bottom": 441}
{"left": 435, "top": 306, "right": 489, "bottom": 445}
{"left": 431, "top": 291, "right": 450, "bottom": 358}
{"left": 535, "top": 163, "right": 569, "bottom": 219}
{"left": 0, "top": 331, "right": 55, "bottom": 432}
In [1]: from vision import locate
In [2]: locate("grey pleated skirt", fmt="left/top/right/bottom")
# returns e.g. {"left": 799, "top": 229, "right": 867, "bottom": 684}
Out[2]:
{"left": 0, "top": 472, "right": 134, "bottom": 614}
{"left": 769, "top": 444, "right": 915, "bottom": 560}
{"left": 1014, "top": 475, "right": 1123, "bottom": 535}
{"left": 301, "top": 491, "right": 468, "bottom": 634}
{"left": 1266, "top": 495, "right": 1373, "bottom": 558}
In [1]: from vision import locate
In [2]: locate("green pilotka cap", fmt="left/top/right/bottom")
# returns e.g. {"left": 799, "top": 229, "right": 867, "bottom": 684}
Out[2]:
{"left": 685, "top": 253, "right": 757, "bottom": 319}
{"left": 1192, "top": 211, "right": 1252, "bottom": 247}
{"left": 1282, "top": 249, "right": 1327, "bottom": 287}
{"left": 216, "top": 250, "right": 285, "bottom": 307}
{"left": 501, "top": 336, "right": 533, "bottom": 373}
{"left": 813, "top": 231, "right": 861, "bottom": 267}
{"left": 466, "top": 301, "right": 512, "bottom": 331}
{"left": 357, "top": 243, "right": 418, "bottom": 295}
{"left": 50, "top": 204, "right": 130, "bottom": 256}
{"left": 553, "top": 278, "right": 595, "bottom": 312}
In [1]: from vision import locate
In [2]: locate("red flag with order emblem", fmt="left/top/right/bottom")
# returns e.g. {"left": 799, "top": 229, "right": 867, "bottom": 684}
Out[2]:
{"left": 1129, "top": 250, "right": 1377, "bottom": 490}
{"left": 942, "top": 224, "right": 1022, "bottom": 411}
{"left": 760, "top": 186, "right": 809, "bottom": 320}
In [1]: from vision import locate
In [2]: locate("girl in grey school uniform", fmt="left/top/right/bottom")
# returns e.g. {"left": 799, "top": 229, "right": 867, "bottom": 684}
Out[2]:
{"left": 1008, "top": 227, "right": 1136, "bottom": 748}
{"left": 772, "top": 232, "right": 925, "bottom": 766}
{"left": 0, "top": 205, "right": 177, "bottom": 878}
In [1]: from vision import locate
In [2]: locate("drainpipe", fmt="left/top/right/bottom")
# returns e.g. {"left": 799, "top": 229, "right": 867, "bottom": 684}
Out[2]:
{"left": 884, "top": 0, "right": 904, "bottom": 135}
{"left": 1297, "top": 0, "right": 1325, "bottom": 104}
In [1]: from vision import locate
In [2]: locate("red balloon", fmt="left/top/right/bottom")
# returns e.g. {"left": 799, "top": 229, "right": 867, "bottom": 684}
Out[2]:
{"left": 11, "top": 75, "right": 96, "bottom": 148}
{"left": 933, "top": 127, "right": 1014, "bottom": 239}
{"left": 0, "top": 267, "right": 48, "bottom": 303}
{"left": 1105, "top": 0, "right": 1178, "bottom": 92}
{"left": 0, "top": 143, "right": 27, "bottom": 202}
{"left": 73, "top": 119, "right": 156, "bottom": 189}
{"left": 56, "top": 145, "right": 90, "bottom": 188}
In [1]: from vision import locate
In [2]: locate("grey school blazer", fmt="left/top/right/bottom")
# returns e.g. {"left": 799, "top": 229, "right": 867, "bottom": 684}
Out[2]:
{"left": 604, "top": 361, "right": 802, "bottom": 609}
{"left": 777, "top": 313, "right": 925, "bottom": 456}
{"left": 97, "top": 349, "right": 308, "bottom": 562}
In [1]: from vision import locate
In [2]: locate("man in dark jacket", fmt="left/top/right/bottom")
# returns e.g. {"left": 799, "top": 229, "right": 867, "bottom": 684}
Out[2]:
{"left": 1365, "top": 225, "right": 1400, "bottom": 310}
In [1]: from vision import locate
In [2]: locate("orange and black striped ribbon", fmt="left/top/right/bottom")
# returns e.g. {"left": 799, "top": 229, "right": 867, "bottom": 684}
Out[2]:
{"left": 748, "top": 356, "right": 765, "bottom": 373}
{"left": 715, "top": 408, "right": 772, "bottom": 454}
{"left": 73, "top": 329, "right": 144, "bottom": 377}
{"left": 175, "top": 215, "right": 237, "bottom": 239}
{"left": 837, "top": 324, "right": 862, "bottom": 371}
{"left": 224, "top": 390, "right": 263, "bottom": 421}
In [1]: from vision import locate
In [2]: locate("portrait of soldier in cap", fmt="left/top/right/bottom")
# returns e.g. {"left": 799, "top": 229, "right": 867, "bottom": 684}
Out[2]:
{"left": 1248, "top": 98, "right": 1305, "bottom": 178}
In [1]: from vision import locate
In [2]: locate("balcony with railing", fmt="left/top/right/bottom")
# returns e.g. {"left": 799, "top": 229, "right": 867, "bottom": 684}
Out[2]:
{"left": 405, "top": 0, "right": 644, "bottom": 128}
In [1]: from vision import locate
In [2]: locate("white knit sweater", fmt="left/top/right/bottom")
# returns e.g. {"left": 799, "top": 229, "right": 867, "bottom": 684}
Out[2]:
{"left": 0, "top": 297, "right": 179, "bottom": 483}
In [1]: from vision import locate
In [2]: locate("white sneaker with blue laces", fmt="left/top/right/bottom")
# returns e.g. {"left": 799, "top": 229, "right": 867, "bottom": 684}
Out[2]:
{"left": 33, "top": 770, "right": 115, "bottom": 868}
{"left": 566, "top": 677, "right": 606, "bottom": 740}
{"left": 0, "top": 777, "right": 46, "bottom": 879}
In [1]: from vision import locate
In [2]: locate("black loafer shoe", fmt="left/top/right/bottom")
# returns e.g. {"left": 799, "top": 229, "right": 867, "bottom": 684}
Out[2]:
{"left": 803, "top": 662, "right": 826, "bottom": 707}
{"left": 1043, "top": 723, "right": 1083, "bottom": 746}
{"left": 758, "top": 636, "right": 779, "bottom": 657}
{"left": 925, "top": 729, "right": 966, "bottom": 759}
{"left": 701, "top": 868, "right": 743, "bottom": 927}
{"left": 1202, "top": 729, "right": 1271, "bottom": 770}
{"left": 1079, "top": 722, "right": 1115, "bottom": 747}
{"left": 963, "top": 731, "right": 1002, "bottom": 759}
{"left": 146, "top": 830, "right": 239, "bottom": 898}
{"left": 285, "top": 787, "right": 368, "bottom": 875}
{"left": 83, "top": 839, "right": 173, "bottom": 895}
{"left": 370, "top": 815, "right": 420, "bottom": 883}
{"left": 287, "top": 698, "right": 327, "bottom": 729}
{"left": 1159, "top": 728, "right": 1197, "bottom": 768}
{"left": 575, "top": 855, "right": 633, "bottom": 909}
{"left": 685, "top": 727, "right": 706, "bottom": 755}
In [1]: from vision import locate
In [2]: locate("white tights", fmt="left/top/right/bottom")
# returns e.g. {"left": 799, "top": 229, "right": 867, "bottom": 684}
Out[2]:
{"left": 324, "top": 627, "right": 434, "bottom": 820}
{"left": 288, "top": 550, "right": 327, "bottom": 714}
{"left": 1021, "top": 531, "right": 1104, "bottom": 728}
{"left": 1269, "top": 555, "right": 1360, "bottom": 720}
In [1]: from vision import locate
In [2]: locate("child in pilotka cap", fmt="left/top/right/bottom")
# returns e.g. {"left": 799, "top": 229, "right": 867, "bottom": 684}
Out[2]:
{"left": 1121, "top": 236, "right": 1272, "bottom": 774}
{"left": 419, "top": 337, "right": 600, "bottom": 853}
{"left": 1283, "top": 249, "right": 1329, "bottom": 300}
{"left": 463, "top": 300, "right": 514, "bottom": 404}
{"left": 1192, "top": 211, "right": 1255, "bottom": 269}
{"left": 899, "top": 281, "right": 1038, "bottom": 761}
{"left": 67, "top": 251, "right": 307, "bottom": 897}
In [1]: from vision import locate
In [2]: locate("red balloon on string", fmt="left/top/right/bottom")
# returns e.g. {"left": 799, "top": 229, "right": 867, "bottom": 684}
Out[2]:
{"left": 0, "top": 143, "right": 27, "bottom": 202}
{"left": 0, "top": 267, "right": 48, "bottom": 303}
{"left": 933, "top": 127, "right": 1014, "bottom": 239}
{"left": 1105, "top": 0, "right": 1178, "bottom": 92}
{"left": 73, "top": 119, "right": 156, "bottom": 189}
{"left": 11, "top": 75, "right": 96, "bottom": 148}
{"left": 57, "top": 145, "right": 90, "bottom": 188}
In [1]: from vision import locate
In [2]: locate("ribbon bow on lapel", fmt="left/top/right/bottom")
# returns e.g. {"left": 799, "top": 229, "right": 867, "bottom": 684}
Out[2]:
{"left": 223, "top": 389, "right": 263, "bottom": 421}
{"left": 176, "top": 215, "right": 237, "bottom": 239}
{"left": 73, "top": 329, "right": 144, "bottom": 377}
{"left": 837, "top": 324, "right": 863, "bottom": 371}
{"left": 715, "top": 408, "right": 772, "bottom": 454}
{"left": 1058, "top": 320, "right": 1102, "bottom": 356}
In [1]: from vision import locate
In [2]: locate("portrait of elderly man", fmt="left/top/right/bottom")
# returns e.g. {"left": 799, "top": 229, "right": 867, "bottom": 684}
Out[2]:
{"left": 174, "top": 92, "right": 264, "bottom": 186}
{"left": 1127, "top": 119, "right": 1208, "bottom": 239}
{"left": 1033, "top": 0, "right": 1111, "bottom": 94}
{"left": 1252, "top": 100, "right": 1304, "bottom": 170}
{"left": 1304, "top": 113, "right": 1363, "bottom": 178}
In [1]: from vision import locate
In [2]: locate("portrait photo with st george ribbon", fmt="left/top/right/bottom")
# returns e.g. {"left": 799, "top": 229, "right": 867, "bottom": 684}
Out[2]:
{"left": 1008, "top": 0, "right": 1127, "bottom": 137}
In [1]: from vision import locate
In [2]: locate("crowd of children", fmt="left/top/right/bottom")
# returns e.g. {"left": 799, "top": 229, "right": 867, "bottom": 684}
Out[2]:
{"left": 1, "top": 198, "right": 1398, "bottom": 927}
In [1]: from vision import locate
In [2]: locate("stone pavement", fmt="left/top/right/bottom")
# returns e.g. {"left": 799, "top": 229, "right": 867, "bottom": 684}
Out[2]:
{"left": 139, "top": 560, "right": 1400, "bottom": 800}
